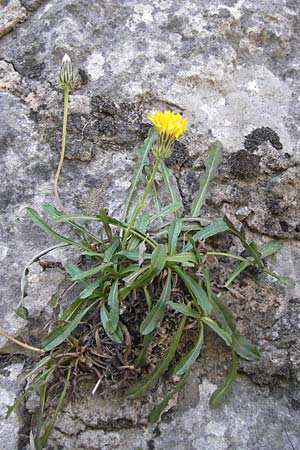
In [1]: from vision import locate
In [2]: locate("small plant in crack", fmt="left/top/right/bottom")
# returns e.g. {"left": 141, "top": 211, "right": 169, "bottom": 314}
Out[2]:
{"left": 3, "top": 56, "right": 295, "bottom": 449}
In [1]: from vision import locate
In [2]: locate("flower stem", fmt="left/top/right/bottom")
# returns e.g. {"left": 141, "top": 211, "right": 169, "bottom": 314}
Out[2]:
{"left": 122, "top": 157, "right": 161, "bottom": 248}
{"left": 54, "top": 86, "right": 69, "bottom": 212}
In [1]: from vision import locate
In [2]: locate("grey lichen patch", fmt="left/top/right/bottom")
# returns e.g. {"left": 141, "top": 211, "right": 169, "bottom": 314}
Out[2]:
{"left": 0, "top": 0, "right": 26, "bottom": 38}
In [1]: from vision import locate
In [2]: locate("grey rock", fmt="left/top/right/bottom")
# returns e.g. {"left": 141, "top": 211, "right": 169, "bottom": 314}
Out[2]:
{"left": 49, "top": 375, "right": 300, "bottom": 450}
{"left": 0, "top": 0, "right": 26, "bottom": 38}
{"left": 0, "top": 0, "right": 300, "bottom": 448}
{"left": 0, "top": 362, "right": 24, "bottom": 450}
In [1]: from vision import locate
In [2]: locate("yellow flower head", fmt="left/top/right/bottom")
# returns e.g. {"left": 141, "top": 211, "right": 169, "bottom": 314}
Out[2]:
{"left": 148, "top": 110, "right": 187, "bottom": 159}
{"left": 148, "top": 110, "right": 187, "bottom": 140}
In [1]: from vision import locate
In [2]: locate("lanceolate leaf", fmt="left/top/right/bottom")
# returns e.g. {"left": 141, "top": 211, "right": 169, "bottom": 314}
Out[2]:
{"left": 79, "top": 280, "right": 100, "bottom": 299}
{"left": 223, "top": 217, "right": 263, "bottom": 269}
{"left": 159, "top": 160, "right": 182, "bottom": 217}
{"left": 103, "top": 236, "right": 120, "bottom": 262}
{"left": 123, "top": 128, "right": 156, "bottom": 222}
{"left": 140, "top": 269, "right": 172, "bottom": 335}
{"left": 68, "top": 263, "right": 109, "bottom": 280}
{"left": 26, "top": 208, "right": 86, "bottom": 249}
{"left": 209, "top": 348, "right": 237, "bottom": 407}
{"left": 174, "top": 322, "right": 204, "bottom": 375}
{"left": 260, "top": 240, "right": 283, "bottom": 257}
{"left": 59, "top": 297, "right": 83, "bottom": 321}
{"left": 150, "top": 202, "right": 181, "bottom": 223}
{"left": 167, "top": 301, "right": 200, "bottom": 319}
{"left": 168, "top": 219, "right": 182, "bottom": 256}
{"left": 134, "top": 333, "right": 152, "bottom": 368}
{"left": 191, "top": 141, "right": 223, "bottom": 217}
{"left": 127, "top": 315, "right": 187, "bottom": 399}
{"left": 167, "top": 252, "right": 197, "bottom": 266}
{"left": 42, "top": 299, "right": 98, "bottom": 351}
{"left": 106, "top": 281, "right": 119, "bottom": 334}
{"left": 234, "top": 334, "right": 260, "bottom": 361}
{"left": 201, "top": 316, "right": 232, "bottom": 346}
{"left": 150, "top": 244, "right": 167, "bottom": 276}
{"left": 224, "top": 260, "right": 250, "bottom": 288}
{"left": 174, "top": 266, "right": 212, "bottom": 315}
{"left": 149, "top": 369, "right": 191, "bottom": 423}
{"left": 211, "top": 294, "right": 237, "bottom": 334}
{"left": 51, "top": 213, "right": 158, "bottom": 248}
{"left": 100, "top": 303, "right": 123, "bottom": 344}
{"left": 184, "top": 218, "right": 229, "bottom": 251}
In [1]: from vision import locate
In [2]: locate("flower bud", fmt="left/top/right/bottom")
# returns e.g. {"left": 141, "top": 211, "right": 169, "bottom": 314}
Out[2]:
{"left": 59, "top": 54, "right": 77, "bottom": 90}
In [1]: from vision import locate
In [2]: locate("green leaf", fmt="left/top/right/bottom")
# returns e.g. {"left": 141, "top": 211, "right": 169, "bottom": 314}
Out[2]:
{"left": 128, "top": 212, "right": 151, "bottom": 250}
{"left": 115, "top": 250, "right": 151, "bottom": 262}
{"left": 123, "top": 266, "right": 149, "bottom": 285}
{"left": 211, "top": 294, "right": 237, "bottom": 335}
{"left": 159, "top": 160, "right": 182, "bottom": 217}
{"left": 80, "top": 280, "right": 100, "bottom": 299}
{"left": 150, "top": 202, "right": 181, "bottom": 223}
{"left": 67, "top": 263, "right": 108, "bottom": 280}
{"left": 106, "top": 281, "right": 119, "bottom": 333}
{"left": 203, "top": 267, "right": 212, "bottom": 303}
{"left": 100, "top": 303, "right": 123, "bottom": 343}
{"left": 209, "top": 348, "right": 237, "bottom": 407}
{"left": 224, "top": 260, "right": 251, "bottom": 288}
{"left": 26, "top": 208, "right": 85, "bottom": 248}
{"left": 59, "top": 297, "right": 83, "bottom": 321}
{"left": 52, "top": 212, "right": 158, "bottom": 248}
{"left": 128, "top": 315, "right": 187, "bottom": 399}
{"left": 167, "top": 301, "right": 200, "bottom": 319}
{"left": 260, "top": 240, "right": 283, "bottom": 257}
{"left": 191, "top": 141, "right": 223, "bottom": 217}
{"left": 223, "top": 217, "right": 264, "bottom": 269}
{"left": 168, "top": 219, "right": 182, "bottom": 256}
{"left": 174, "top": 266, "right": 212, "bottom": 315}
{"left": 174, "top": 322, "right": 204, "bottom": 375}
{"left": 264, "top": 269, "right": 295, "bottom": 288}
{"left": 167, "top": 252, "right": 198, "bottom": 266}
{"left": 42, "top": 299, "right": 98, "bottom": 351}
{"left": 150, "top": 244, "right": 167, "bottom": 276}
{"left": 134, "top": 333, "right": 152, "bottom": 368}
{"left": 43, "top": 204, "right": 99, "bottom": 242}
{"left": 140, "top": 269, "right": 172, "bottom": 335}
{"left": 123, "top": 128, "right": 156, "bottom": 222}
{"left": 39, "top": 368, "right": 71, "bottom": 448}
{"left": 149, "top": 369, "right": 191, "bottom": 423}
{"left": 104, "top": 236, "right": 120, "bottom": 262}
{"left": 201, "top": 316, "right": 232, "bottom": 346}
{"left": 184, "top": 218, "right": 229, "bottom": 251}
{"left": 235, "top": 334, "right": 260, "bottom": 361}
{"left": 6, "top": 383, "right": 35, "bottom": 418}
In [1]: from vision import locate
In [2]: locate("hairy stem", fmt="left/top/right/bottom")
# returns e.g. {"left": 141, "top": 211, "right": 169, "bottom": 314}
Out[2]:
{"left": 54, "top": 86, "right": 69, "bottom": 212}
{"left": 122, "top": 157, "right": 161, "bottom": 248}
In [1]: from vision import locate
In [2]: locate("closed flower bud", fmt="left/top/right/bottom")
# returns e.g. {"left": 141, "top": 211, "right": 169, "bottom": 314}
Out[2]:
{"left": 59, "top": 54, "right": 77, "bottom": 90}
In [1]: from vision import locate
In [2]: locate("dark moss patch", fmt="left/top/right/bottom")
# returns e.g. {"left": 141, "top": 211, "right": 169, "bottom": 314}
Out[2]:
{"left": 244, "top": 127, "right": 283, "bottom": 152}
{"left": 228, "top": 150, "right": 261, "bottom": 179}
{"left": 165, "top": 141, "right": 192, "bottom": 169}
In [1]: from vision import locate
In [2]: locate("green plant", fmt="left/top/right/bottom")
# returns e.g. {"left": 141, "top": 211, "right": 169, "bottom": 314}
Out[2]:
{"left": 5, "top": 57, "right": 294, "bottom": 449}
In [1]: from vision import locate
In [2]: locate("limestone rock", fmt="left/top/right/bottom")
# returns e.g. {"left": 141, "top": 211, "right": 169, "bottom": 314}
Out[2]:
{"left": 0, "top": 0, "right": 300, "bottom": 448}
{"left": 0, "top": 0, "right": 26, "bottom": 38}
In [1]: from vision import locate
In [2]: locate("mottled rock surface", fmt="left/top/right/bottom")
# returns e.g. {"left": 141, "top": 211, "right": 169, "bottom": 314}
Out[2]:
{"left": 0, "top": 0, "right": 300, "bottom": 449}
{"left": 0, "top": 0, "right": 26, "bottom": 38}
